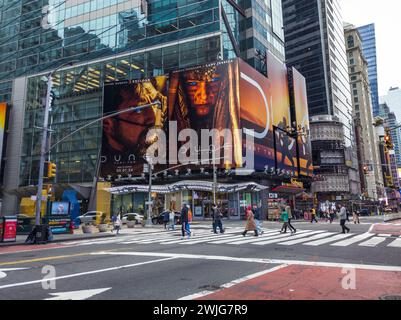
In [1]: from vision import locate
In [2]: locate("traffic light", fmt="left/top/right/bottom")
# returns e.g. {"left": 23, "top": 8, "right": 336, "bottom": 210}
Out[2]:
{"left": 47, "top": 162, "right": 57, "bottom": 178}
{"left": 384, "top": 129, "right": 394, "bottom": 150}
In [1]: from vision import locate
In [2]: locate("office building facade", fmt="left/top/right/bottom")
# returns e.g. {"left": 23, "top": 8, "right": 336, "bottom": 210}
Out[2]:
{"left": 344, "top": 25, "right": 384, "bottom": 200}
{"left": 358, "top": 24, "right": 379, "bottom": 117}
{"left": 0, "top": 0, "right": 293, "bottom": 217}
{"left": 282, "top": 0, "right": 360, "bottom": 201}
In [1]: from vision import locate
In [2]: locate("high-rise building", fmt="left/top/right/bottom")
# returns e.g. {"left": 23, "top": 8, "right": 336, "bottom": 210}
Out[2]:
{"left": 1, "top": 0, "right": 303, "bottom": 218}
{"left": 282, "top": 0, "right": 360, "bottom": 201}
{"left": 344, "top": 24, "right": 384, "bottom": 200}
{"left": 380, "top": 87, "right": 401, "bottom": 168}
{"left": 379, "top": 102, "right": 401, "bottom": 168}
{"left": 358, "top": 24, "right": 379, "bottom": 117}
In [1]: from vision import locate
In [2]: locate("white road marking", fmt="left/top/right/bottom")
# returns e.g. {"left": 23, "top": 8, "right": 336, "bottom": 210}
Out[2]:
{"left": 44, "top": 288, "right": 111, "bottom": 300}
{"left": 252, "top": 231, "right": 324, "bottom": 246}
{"left": 378, "top": 234, "right": 391, "bottom": 237}
{"left": 278, "top": 232, "right": 337, "bottom": 246}
{"left": 388, "top": 238, "right": 401, "bottom": 248}
{"left": 303, "top": 233, "right": 354, "bottom": 246}
{"left": 178, "top": 264, "right": 289, "bottom": 300}
{"left": 92, "top": 251, "right": 401, "bottom": 272}
{"left": 229, "top": 230, "right": 313, "bottom": 245}
{"left": 0, "top": 268, "right": 29, "bottom": 279}
{"left": 330, "top": 233, "right": 374, "bottom": 247}
{"left": 358, "top": 237, "right": 387, "bottom": 247}
{"left": 208, "top": 229, "right": 281, "bottom": 244}
{"left": 0, "top": 257, "right": 176, "bottom": 290}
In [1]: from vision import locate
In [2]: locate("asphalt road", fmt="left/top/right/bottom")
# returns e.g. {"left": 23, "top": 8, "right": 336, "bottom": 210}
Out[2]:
{"left": 1, "top": 219, "right": 401, "bottom": 301}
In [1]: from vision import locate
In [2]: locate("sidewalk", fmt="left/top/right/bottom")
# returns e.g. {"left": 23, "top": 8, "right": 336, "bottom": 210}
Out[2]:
{"left": 0, "top": 222, "right": 199, "bottom": 247}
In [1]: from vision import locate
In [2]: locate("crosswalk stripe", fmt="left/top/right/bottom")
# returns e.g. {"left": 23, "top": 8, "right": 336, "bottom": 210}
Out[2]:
{"left": 161, "top": 230, "right": 239, "bottom": 245}
{"left": 208, "top": 229, "right": 280, "bottom": 244}
{"left": 278, "top": 232, "right": 337, "bottom": 246}
{"left": 231, "top": 230, "right": 314, "bottom": 245}
{"left": 303, "top": 233, "right": 355, "bottom": 246}
{"left": 330, "top": 233, "right": 374, "bottom": 247}
{"left": 388, "top": 238, "right": 401, "bottom": 248}
{"left": 252, "top": 230, "right": 324, "bottom": 246}
{"left": 358, "top": 237, "right": 387, "bottom": 247}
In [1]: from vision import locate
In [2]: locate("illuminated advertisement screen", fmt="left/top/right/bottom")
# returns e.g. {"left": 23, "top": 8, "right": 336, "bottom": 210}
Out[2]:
{"left": 51, "top": 202, "right": 70, "bottom": 215}
{"left": 100, "top": 59, "right": 307, "bottom": 178}
{"left": 0, "top": 102, "right": 8, "bottom": 176}
{"left": 292, "top": 67, "right": 313, "bottom": 177}
{"left": 100, "top": 77, "right": 168, "bottom": 177}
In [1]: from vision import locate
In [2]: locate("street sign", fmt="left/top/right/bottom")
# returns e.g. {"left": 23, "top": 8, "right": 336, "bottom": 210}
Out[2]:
{"left": 31, "top": 196, "right": 47, "bottom": 201}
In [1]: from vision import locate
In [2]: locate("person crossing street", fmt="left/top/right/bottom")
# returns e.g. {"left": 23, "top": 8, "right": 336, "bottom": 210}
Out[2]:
{"left": 310, "top": 207, "right": 318, "bottom": 223}
{"left": 212, "top": 204, "right": 225, "bottom": 234}
{"left": 180, "top": 203, "right": 190, "bottom": 239}
{"left": 242, "top": 205, "right": 259, "bottom": 237}
{"left": 339, "top": 204, "right": 350, "bottom": 234}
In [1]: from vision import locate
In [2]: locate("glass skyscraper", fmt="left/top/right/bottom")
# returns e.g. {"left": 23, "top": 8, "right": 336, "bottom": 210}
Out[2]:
{"left": 0, "top": 0, "right": 286, "bottom": 215}
{"left": 358, "top": 23, "right": 379, "bottom": 117}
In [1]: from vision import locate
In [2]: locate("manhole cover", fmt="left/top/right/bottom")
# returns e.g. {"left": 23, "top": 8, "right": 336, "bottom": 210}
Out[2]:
{"left": 198, "top": 285, "right": 221, "bottom": 291}
{"left": 379, "top": 295, "right": 401, "bottom": 300}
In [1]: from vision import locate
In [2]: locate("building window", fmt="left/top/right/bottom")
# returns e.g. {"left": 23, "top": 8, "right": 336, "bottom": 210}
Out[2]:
{"left": 347, "top": 35, "right": 354, "bottom": 48}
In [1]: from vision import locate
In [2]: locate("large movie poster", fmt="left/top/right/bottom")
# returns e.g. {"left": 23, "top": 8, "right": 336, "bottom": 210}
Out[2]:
{"left": 293, "top": 67, "right": 313, "bottom": 177}
{"left": 0, "top": 102, "right": 8, "bottom": 178}
{"left": 266, "top": 52, "right": 298, "bottom": 176}
{"left": 100, "top": 77, "right": 168, "bottom": 178}
{"left": 168, "top": 60, "right": 242, "bottom": 169}
{"left": 239, "top": 60, "right": 275, "bottom": 172}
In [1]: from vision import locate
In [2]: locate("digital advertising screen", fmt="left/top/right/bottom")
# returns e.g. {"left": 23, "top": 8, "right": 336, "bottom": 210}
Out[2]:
{"left": 292, "top": 67, "right": 313, "bottom": 177}
{"left": 100, "top": 77, "right": 168, "bottom": 178}
{"left": 51, "top": 202, "right": 70, "bottom": 215}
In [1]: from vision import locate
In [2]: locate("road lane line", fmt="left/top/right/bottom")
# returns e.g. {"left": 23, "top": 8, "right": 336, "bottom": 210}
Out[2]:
{"left": 0, "top": 257, "right": 176, "bottom": 290}
{"left": 358, "top": 237, "right": 387, "bottom": 247}
{"left": 278, "top": 232, "right": 336, "bottom": 246}
{"left": 303, "top": 233, "right": 354, "bottom": 246}
{"left": 330, "top": 233, "right": 374, "bottom": 247}
{"left": 92, "top": 251, "right": 401, "bottom": 272}
{"left": 178, "top": 264, "right": 289, "bottom": 300}
{"left": 0, "top": 253, "right": 90, "bottom": 266}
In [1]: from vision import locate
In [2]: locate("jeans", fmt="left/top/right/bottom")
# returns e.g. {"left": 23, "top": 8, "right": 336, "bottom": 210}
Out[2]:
{"left": 255, "top": 219, "right": 263, "bottom": 233}
{"left": 340, "top": 219, "right": 350, "bottom": 233}
{"left": 168, "top": 219, "right": 175, "bottom": 230}
{"left": 213, "top": 220, "right": 224, "bottom": 233}
{"left": 287, "top": 218, "right": 296, "bottom": 232}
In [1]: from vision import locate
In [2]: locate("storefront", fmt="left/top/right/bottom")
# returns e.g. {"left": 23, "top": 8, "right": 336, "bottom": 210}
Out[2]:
{"left": 107, "top": 180, "right": 267, "bottom": 220}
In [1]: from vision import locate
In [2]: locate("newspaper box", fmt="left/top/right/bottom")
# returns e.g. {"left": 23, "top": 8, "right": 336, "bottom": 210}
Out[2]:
{"left": 1, "top": 216, "right": 17, "bottom": 243}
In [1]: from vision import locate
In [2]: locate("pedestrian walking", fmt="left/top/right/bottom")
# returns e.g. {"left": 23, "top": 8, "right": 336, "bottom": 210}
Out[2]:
{"left": 253, "top": 204, "right": 264, "bottom": 235}
{"left": 285, "top": 204, "right": 296, "bottom": 234}
{"left": 280, "top": 206, "right": 289, "bottom": 233}
{"left": 163, "top": 210, "right": 170, "bottom": 230}
{"left": 186, "top": 204, "right": 193, "bottom": 236}
{"left": 339, "top": 204, "right": 350, "bottom": 234}
{"left": 329, "top": 209, "right": 335, "bottom": 224}
{"left": 212, "top": 204, "right": 224, "bottom": 234}
{"left": 310, "top": 207, "right": 318, "bottom": 223}
{"left": 168, "top": 210, "right": 175, "bottom": 230}
{"left": 353, "top": 210, "right": 360, "bottom": 224}
{"left": 111, "top": 214, "right": 122, "bottom": 235}
{"left": 180, "top": 203, "right": 190, "bottom": 239}
{"left": 242, "top": 205, "right": 259, "bottom": 237}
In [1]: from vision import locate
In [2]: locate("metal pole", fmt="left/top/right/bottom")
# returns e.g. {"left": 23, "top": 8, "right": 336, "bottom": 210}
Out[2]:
{"left": 213, "top": 162, "right": 217, "bottom": 205}
{"left": 146, "top": 160, "right": 153, "bottom": 227}
{"left": 34, "top": 73, "right": 52, "bottom": 226}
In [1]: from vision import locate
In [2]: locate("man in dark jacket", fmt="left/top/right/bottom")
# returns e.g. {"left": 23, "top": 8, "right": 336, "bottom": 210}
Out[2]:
{"left": 212, "top": 204, "right": 224, "bottom": 234}
{"left": 180, "top": 203, "right": 189, "bottom": 239}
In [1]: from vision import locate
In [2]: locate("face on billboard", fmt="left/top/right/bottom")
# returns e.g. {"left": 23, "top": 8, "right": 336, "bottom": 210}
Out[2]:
{"left": 182, "top": 68, "right": 221, "bottom": 118}
{"left": 101, "top": 77, "right": 168, "bottom": 178}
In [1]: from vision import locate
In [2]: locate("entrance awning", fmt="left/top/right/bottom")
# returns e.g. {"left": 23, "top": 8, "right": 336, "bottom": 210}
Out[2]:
{"left": 106, "top": 180, "right": 269, "bottom": 195}
{"left": 271, "top": 185, "right": 305, "bottom": 195}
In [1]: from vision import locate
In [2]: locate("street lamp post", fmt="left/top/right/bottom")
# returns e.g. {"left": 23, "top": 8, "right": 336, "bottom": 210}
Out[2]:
{"left": 145, "top": 157, "right": 154, "bottom": 227}
{"left": 34, "top": 60, "right": 79, "bottom": 227}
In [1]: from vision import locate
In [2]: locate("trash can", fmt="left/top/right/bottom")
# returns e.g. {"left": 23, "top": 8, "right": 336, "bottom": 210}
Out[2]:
{"left": 1, "top": 216, "right": 18, "bottom": 243}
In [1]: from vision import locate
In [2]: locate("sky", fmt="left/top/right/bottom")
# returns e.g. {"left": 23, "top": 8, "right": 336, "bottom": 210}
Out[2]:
{"left": 340, "top": 0, "right": 401, "bottom": 97}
